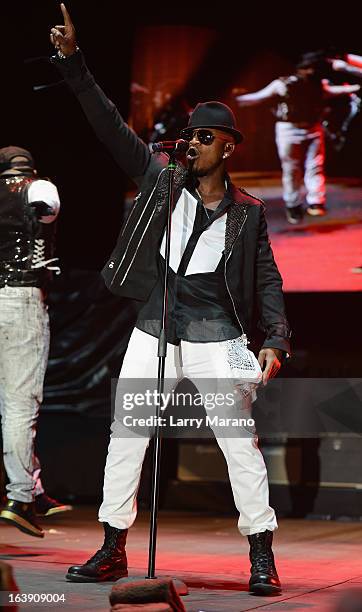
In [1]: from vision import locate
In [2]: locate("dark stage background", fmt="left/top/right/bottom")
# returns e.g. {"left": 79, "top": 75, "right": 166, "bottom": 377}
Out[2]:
{"left": 2, "top": 2, "right": 362, "bottom": 270}
{"left": 1, "top": 2, "right": 361, "bottom": 517}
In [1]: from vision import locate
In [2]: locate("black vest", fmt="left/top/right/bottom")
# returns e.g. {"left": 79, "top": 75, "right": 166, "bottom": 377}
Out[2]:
{"left": 275, "top": 75, "right": 325, "bottom": 124}
{"left": 0, "top": 176, "right": 57, "bottom": 288}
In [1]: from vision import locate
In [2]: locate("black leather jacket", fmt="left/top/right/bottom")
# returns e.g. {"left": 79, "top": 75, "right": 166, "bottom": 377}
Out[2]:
{"left": 53, "top": 50, "right": 291, "bottom": 354}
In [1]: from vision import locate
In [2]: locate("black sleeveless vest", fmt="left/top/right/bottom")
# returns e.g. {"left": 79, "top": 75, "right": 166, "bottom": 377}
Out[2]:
{"left": 0, "top": 176, "right": 58, "bottom": 288}
{"left": 275, "top": 75, "right": 325, "bottom": 124}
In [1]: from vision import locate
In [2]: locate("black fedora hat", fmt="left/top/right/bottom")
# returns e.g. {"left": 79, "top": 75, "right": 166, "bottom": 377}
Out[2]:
{"left": 180, "top": 101, "right": 243, "bottom": 144}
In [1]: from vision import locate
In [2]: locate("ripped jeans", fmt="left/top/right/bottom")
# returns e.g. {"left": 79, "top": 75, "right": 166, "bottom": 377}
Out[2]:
{"left": 0, "top": 286, "right": 49, "bottom": 503}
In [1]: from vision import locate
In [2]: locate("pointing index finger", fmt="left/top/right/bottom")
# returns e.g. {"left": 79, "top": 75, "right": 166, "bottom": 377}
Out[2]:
{"left": 60, "top": 3, "right": 73, "bottom": 27}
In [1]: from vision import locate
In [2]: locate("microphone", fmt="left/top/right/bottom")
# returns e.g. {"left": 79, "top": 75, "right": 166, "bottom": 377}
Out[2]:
{"left": 151, "top": 139, "right": 189, "bottom": 153}
{"left": 24, "top": 56, "right": 65, "bottom": 92}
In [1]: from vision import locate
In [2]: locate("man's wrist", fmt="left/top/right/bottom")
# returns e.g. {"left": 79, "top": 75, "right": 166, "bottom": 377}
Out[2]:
{"left": 268, "top": 348, "right": 283, "bottom": 361}
{"left": 57, "top": 46, "right": 79, "bottom": 60}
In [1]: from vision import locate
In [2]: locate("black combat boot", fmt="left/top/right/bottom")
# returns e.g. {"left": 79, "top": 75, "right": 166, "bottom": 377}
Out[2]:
{"left": 248, "top": 530, "right": 281, "bottom": 595}
{"left": 66, "top": 523, "right": 128, "bottom": 582}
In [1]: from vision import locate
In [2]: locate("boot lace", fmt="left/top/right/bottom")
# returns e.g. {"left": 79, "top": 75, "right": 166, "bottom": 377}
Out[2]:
{"left": 250, "top": 538, "right": 277, "bottom": 576}
{"left": 85, "top": 529, "right": 127, "bottom": 566}
{"left": 85, "top": 548, "right": 110, "bottom": 565}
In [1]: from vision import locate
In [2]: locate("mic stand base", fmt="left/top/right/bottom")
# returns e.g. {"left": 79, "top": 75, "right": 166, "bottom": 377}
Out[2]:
{"left": 116, "top": 575, "right": 188, "bottom": 596}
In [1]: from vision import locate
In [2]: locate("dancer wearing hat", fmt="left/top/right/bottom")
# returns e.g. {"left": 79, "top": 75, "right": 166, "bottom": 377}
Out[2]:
{"left": 0, "top": 146, "right": 72, "bottom": 538}
{"left": 329, "top": 53, "right": 362, "bottom": 274}
{"left": 50, "top": 4, "right": 291, "bottom": 595}
{"left": 235, "top": 52, "right": 360, "bottom": 224}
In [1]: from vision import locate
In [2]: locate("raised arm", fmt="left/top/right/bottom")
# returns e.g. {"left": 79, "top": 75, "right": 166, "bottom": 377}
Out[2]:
{"left": 331, "top": 56, "right": 362, "bottom": 79}
{"left": 235, "top": 80, "right": 285, "bottom": 107}
{"left": 322, "top": 79, "right": 361, "bottom": 97}
{"left": 50, "top": 4, "right": 159, "bottom": 185}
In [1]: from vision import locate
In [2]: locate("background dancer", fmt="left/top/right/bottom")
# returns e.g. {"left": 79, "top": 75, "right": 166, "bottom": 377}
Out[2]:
{"left": 235, "top": 52, "right": 360, "bottom": 223}
{"left": 0, "top": 146, "right": 72, "bottom": 538}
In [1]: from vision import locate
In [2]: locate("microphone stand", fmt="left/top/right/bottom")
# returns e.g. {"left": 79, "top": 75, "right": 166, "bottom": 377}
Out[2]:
{"left": 147, "top": 151, "right": 175, "bottom": 578}
{"left": 119, "top": 141, "right": 189, "bottom": 595}
{"left": 118, "top": 146, "right": 188, "bottom": 596}
{"left": 145, "top": 149, "right": 188, "bottom": 595}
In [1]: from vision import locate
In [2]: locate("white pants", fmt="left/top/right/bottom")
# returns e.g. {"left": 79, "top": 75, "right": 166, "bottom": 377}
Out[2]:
{"left": 0, "top": 286, "right": 49, "bottom": 503}
{"left": 275, "top": 121, "right": 326, "bottom": 208}
{"left": 99, "top": 328, "right": 277, "bottom": 536}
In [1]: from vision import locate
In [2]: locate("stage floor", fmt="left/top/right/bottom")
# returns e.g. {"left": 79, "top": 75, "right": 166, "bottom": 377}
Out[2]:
{"left": 126, "top": 173, "right": 362, "bottom": 293}
{"left": 0, "top": 507, "right": 361, "bottom": 611}
{"left": 232, "top": 174, "right": 362, "bottom": 292}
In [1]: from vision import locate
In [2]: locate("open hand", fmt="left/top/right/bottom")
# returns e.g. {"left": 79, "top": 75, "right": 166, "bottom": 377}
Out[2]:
{"left": 50, "top": 3, "right": 77, "bottom": 57}
{"left": 258, "top": 348, "right": 282, "bottom": 386}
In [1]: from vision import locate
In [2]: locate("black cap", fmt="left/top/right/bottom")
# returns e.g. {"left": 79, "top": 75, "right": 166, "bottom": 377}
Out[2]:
{"left": 0, "top": 146, "right": 34, "bottom": 174}
{"left": 180, "top": 101, "right": 243, "bottom": 144}
{"left": 296, "top": 51, "right": 326, "bottom": 69}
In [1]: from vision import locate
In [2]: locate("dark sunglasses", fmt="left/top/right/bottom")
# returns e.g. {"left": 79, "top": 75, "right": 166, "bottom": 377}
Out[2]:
{"left": 184, "top": 128, "right": 231, "bottom": 146}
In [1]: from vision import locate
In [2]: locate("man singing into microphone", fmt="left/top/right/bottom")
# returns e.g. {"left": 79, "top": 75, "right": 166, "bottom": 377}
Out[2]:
{"left": 50, "top": 4, "right": 290, "bottom": 595}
